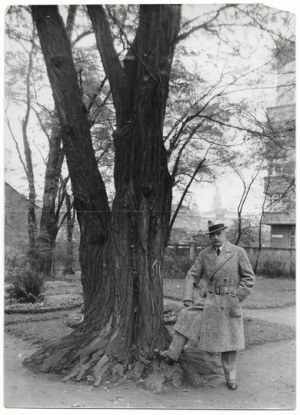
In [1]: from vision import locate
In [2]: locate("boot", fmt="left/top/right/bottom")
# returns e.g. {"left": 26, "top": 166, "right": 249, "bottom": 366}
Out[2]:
{"left": 154, "top": 331, "right": 187, "bottom": 364}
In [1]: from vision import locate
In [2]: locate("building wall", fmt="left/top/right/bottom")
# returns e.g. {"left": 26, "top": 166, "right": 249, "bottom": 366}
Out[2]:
{"left": 5, "top": 183, "right": 41, "bottom": 252}
{"left": 270, "top": 224, "right": 294, "bottom": 248}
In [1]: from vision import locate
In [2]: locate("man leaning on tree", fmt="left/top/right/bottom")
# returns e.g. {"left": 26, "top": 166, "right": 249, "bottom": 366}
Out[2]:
{"left": 155, "top": 220, "right": 255, "bottom": 390}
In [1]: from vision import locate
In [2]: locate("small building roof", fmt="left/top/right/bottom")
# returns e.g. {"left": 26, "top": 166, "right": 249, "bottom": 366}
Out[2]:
{"left": 262, "top": 210, "right": 295, "bottom": 226}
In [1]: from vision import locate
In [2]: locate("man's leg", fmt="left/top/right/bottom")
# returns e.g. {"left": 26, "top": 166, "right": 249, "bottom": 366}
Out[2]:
{"left": 221, "top": 351, "right": 238, "bottom": 390}
{"left": 155, "top": 305, "right": 202, "bottom": 364}
{"left": 155, "top": 330, "right": 187, "bottom": 363}
{"left": 166, "top": 330, "right": 188, "bottom": 361}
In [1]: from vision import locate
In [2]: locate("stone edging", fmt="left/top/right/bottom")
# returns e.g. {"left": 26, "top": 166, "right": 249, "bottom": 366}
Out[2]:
{"left": 5, "top": 301, "right": 83, "bottom": 314}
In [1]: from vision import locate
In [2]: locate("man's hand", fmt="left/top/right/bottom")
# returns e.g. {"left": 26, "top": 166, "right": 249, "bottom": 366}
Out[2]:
{"left": 183, "top": 300, "right": 193, "bottom": 308}
{"left": 199, "top": 287, "right": 207, "bottom": 298}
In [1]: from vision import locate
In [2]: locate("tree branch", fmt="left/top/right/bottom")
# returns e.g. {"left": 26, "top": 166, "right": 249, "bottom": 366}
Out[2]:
{"left": 31, "top": 105, "right": 51, "bottom": 145}
{"left": 72, "top": 29, "right": 94, "bottom": 46}
{"left": 171, "top": 120, "right": 205, "bottom": 179}
{"left": 236, "top": 5, "right": 295, "bottom": 45}
{"left": 32, "top": 140, "right": 47, "bottom": 166}
{"left": 265, "top": 178, "right": 295, "bottom": 210}
{"left": 87, "top": 5, "right": 131, "bottom": 126}
{"left": 169, "top": 157, "right": 206, "bottom": 232}
{"left": 5, "top": 113, "right": 28, "bottom": 177}
{"left": 198, "top": 115, "right": 294, "bottom": 151}
{"left": 65, "top": 5, "right": 77, "bottom": 39}
{"left": 177, "top": 5, "right": 237, "bottom": 43}
{"left": 87, "top": 76, "right": 108, "bottom": 112}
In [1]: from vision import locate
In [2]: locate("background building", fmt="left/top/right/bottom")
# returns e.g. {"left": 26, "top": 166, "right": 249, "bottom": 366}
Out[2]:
{"left": 262, "top": 43, "right": 295, "bottom": 248}
{"left": 5, "top": 182, "right": 41, "bottom": 251}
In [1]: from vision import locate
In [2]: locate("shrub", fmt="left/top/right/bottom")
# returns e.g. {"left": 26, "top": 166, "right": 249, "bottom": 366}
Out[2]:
{"left": 5, "top": 247, "right": 44, "bottom": 303}
{"left": 5, "top": 246, "right": 25, "bottom": 281}
{"left": 162, "top": 250, "right": 192, "bottom": 279}
{"left": 9, "top": 264, "right": 44, "bottom": 303}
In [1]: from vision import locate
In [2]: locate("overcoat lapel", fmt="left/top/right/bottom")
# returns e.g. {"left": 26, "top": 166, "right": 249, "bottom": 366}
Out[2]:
{"left": 204, "top": 245, "right": 216, "bottom": 263}
{"left": 206, "top": 241, "right": 234, "bottom": 280}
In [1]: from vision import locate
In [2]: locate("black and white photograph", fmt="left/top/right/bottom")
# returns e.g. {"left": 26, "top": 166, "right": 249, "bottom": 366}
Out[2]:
{"left": 3, "top": 1, "right": 296, "bottom": 411}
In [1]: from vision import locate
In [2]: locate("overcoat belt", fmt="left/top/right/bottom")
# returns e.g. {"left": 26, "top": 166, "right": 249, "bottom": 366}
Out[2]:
{"left": 174, "top": 241, "right": 255, "bottom": 353}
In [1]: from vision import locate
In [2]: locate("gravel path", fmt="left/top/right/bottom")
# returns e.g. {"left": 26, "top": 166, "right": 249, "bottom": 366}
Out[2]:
{"left": 3, "top": 299, "right": 296, "bottom": 410}
{"left": 3, "top": 335, "right": 295, "bottom": 409}
{"left": 244, "top": 305, "right": 295, "bottom": 327}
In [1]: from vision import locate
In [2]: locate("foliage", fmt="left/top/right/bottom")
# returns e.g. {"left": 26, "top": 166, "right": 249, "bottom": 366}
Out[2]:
{"left": 5, "top": 247, "right": 44, "bottom": 303}
{"left": 5, "top": 246, "right": 26, "bottom": 281}
{"left": 162, "top": 249, "right": 192, "bottom": 279}
{"left": 226, "top": 218, "right": 259, "bottom": 246}
{"left": 52, "top": 240, "right": 80, "bottom": 274}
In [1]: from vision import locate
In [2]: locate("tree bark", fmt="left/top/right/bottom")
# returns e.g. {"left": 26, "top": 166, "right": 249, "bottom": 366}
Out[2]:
{"left": 63, "top": 193, "right": 75, "bottom": 274}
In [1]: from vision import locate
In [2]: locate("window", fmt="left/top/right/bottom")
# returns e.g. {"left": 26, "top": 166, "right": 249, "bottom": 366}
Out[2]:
{"left": 268, "top": 193, "right": 283, "bottom": 209}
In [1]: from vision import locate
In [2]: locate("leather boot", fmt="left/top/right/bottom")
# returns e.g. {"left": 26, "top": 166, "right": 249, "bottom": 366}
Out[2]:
{"left": 154, "top": 331, "right": 188, "bottom": 364}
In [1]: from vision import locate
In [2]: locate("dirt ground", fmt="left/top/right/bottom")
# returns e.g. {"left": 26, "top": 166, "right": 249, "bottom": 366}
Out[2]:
{"left": 3, "top": 304, "right": 296, "bottom": 411}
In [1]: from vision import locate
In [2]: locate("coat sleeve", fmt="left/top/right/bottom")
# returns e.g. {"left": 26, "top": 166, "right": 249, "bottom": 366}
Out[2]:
{"left": 236, "top": 247, "right": 256, "bottom": 302}
{"left": 183, "top": 251, "right": 204, "bottom": 302}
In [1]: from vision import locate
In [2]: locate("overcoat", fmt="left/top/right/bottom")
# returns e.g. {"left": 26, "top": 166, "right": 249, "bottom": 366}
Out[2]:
{"left": 174, "top": 240, "right": 255, "bottom": 352}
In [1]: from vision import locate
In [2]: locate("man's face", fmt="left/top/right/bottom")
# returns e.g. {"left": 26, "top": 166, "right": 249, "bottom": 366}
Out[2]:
{"left": 210, "top": 229, "right": 227, "bottom": 248}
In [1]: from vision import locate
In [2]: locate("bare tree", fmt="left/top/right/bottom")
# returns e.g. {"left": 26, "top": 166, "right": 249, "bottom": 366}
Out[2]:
{"left": 5, "top": 24, "right": 38, "bottom": 263}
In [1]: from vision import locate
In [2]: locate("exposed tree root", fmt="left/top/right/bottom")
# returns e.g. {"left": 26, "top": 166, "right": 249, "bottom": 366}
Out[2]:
{"left": 91, "top": 355, "right": 111, "bottom": 386}
{"left": 143, "top": 347, "right": 223, "bottom": 392}
{"left": 143, "top": 360, "right": 183, "bottom": 392}
{"left": 23, "top": 314, "right": 222, "bottom": 391}
{"left": 180, "top": 348, "right": 223, "bottom": 386}
{"left": 24, "top": 337, "right": 222, "bottom": 392}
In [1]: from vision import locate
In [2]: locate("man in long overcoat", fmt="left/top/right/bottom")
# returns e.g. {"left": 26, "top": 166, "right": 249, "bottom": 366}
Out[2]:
{"left": 156, "top": 220, "right": 255, "bottom": 390}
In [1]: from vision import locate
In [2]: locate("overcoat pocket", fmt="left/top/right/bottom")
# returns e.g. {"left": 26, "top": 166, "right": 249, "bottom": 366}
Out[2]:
{"left": 228, "top": 295, "right": 242, "bottom": 318}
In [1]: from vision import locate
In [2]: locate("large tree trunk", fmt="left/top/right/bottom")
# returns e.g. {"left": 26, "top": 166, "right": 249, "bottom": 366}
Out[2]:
{"left": 23, "top": 5, "right": 217, "bottom": 388}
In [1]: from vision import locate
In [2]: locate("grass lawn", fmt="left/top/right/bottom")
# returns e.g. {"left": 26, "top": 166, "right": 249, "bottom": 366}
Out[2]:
{"left": 163, "top": 276, "right": 295, "bottom": 309}
{"left": 5, "top": 310, "right": 76, "bottom": 346}
{"left": 4, "top": 275, "right": 295, "bottom": 351}
{"left": 5, "top": 308, "right": 295, "bottom": 351}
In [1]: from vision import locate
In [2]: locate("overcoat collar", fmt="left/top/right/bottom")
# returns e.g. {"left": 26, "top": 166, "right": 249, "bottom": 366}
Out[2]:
{"left": 204, "top": 240, "right": 233, "bottom": 264}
